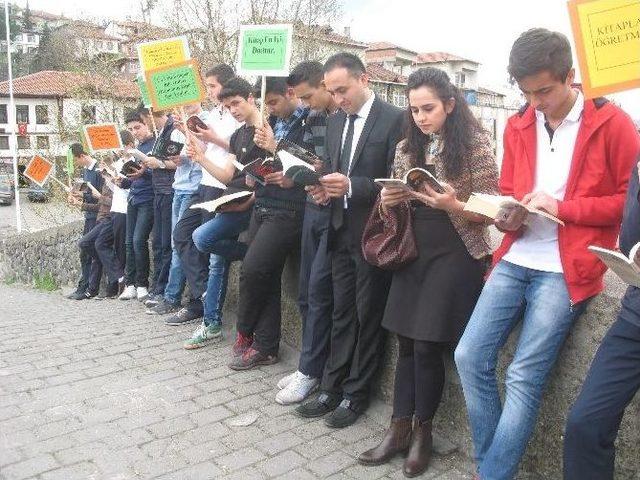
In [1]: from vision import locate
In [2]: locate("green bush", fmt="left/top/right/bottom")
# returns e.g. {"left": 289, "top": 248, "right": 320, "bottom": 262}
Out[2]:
{"left": 33, "top": 271, "right": 58, "bottom": 291}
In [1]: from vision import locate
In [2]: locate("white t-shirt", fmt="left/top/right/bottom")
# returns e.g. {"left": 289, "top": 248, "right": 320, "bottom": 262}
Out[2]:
{"left": 110, "top": 157, "right": 129, "bottom": 214}
{"left": 200, "top": 106, "right": 241, "bottom": 189}
{"left": 503, "top": 91, "right": 584, "bottom": 273}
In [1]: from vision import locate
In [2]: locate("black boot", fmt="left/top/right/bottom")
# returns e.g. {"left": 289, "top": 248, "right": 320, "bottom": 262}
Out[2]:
{"left": 403, "top": 418, "right": 433, "bottom": 477}
{"left": 358, "top": 416, "right": 412, "bottom": 466}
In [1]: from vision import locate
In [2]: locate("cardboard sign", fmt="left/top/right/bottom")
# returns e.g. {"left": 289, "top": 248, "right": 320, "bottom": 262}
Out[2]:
{"left": 24, "top": 155, "right": 54, "bottom": 187}
{"left": 236, "top": 24, "right": 293, "bottom": 76}
{"left": 136, "top": 74, "right": 152, "bottom": 108}
{"left": 145, "top": 59, "right": 205, "bottom": 110}
{"left": 137, "top": 36, "right": 191, "bottom": 72}
{"left": 83, "top": 123, "right": 123, "bottom": 153}
{"left": 568, "top": 0, "right": 640, "bottom": 98}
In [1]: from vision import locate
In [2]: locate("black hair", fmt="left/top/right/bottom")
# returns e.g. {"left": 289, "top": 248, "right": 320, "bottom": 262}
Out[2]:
{"left": 323, "top": 52, "right": 366, "bottom": 77}
{"left": 70, "top": 142, "right": 85, "bottom": 158}
{"left": 254, "top": 76, "right": 288, "bottom": 98}
{"left": 125, "top": 111, "right": 146, "bottom": 125}
{"left": 205, "top": 64, "right": 235, "bottom": 84}
{"left": 219, "top": 76, "right": 254, "bottom": 100}
{"left": 120, "top": 129, "right": 135, "bottom": 147}
{"left": 287, "top": 61, "right": 324, "bottom": 87}
{"left": 508, "top": 28, "right": 573, "bottom": 82}
{"left": 402, "top": 67, "right": 482, "bottom": 180}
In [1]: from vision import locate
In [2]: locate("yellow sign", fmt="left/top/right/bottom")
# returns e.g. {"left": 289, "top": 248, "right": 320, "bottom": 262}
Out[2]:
{"left": 568, "top": 0, "right": 640, "bottom": 98}
{"left": 137, "top": 36, "right": 191, "bottom": 72}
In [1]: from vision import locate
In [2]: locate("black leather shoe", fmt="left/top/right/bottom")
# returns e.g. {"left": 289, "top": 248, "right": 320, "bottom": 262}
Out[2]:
{"left": 295, "top": 392, "right": 340, "bottom": 418}
{"left": 67, "top": 290, "right": 87, "bottom": 300}
{"left": 324, "top": 399, "right": 367, "bottom": 428}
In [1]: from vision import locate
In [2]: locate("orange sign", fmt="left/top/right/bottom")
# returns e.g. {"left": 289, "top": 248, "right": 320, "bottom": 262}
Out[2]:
{"left": 83, "top": 123, "right": 123, "bottom": 152}
{"left": 24, "top": 155, "right": 54, "bottom": 187}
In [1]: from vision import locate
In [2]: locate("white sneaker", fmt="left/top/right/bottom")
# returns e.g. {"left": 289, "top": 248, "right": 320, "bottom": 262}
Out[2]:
{"left": 275, "top": 372, "right": 319, "bottom": 405}
{"left": 136, "top": 287, "right": 149, "bottom": 301}
{"left": 119, "top": 285, "right": 136, "bottom": 300}
{"left": 277, "top": 371, "right": 299, "bottom": 390}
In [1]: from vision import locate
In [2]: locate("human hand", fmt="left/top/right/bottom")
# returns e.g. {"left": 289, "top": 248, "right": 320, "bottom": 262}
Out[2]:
{"left": 319, "top": 172, "right": 349, "bottom": 198}
{"left": 522, "top": 191, "right": 559, "bottom": 217}
{"left": 254, "top": 123, "right": 277, "bottom": 153}
{"left": 305, "top": 185, "right": 330, "bottom": 205}
{"left": 494, "top": 203, "right": 529, "bottom": 231}
{"left": 264, "top": 171, "right": 294, "bottom": 189}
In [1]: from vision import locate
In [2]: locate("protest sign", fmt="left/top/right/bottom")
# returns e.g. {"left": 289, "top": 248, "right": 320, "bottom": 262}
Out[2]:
{"left": 136, "top": 74, "right": 152, "bottom": 108}
{"left": 83, "top": 123, "right": 123, "bottom": 153}
{"left": 568, "top": 0, "right": 640, "bottom": 98}
{"left": 145, "top": 59, "right": 205, "bottom": 110}
{"left": 236, "top": 24, "right": 293, "bottom": 76}
{"left": 137, "top": 36, "right": 191, "bottom": 72}
{"left": 24, "top": 155, "right": 53, "bottom": 187}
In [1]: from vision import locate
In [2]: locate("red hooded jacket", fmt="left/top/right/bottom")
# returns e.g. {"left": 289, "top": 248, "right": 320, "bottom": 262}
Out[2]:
{"left": 493, "top": 98, "right": 640, "bottom": 304}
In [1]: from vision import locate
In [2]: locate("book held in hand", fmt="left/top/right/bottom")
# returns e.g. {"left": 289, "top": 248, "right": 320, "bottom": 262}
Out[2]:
{"left": 275, "top": 139, "right": 322, "bottom": 186}
{"left": 121, "top": 157, "right": 143, "bottom": 176}
{"left": 375, "top": 167, "right": 445, "bottom": 194}
{"left": 190, "top": 190, "right": 253, "bottom": 213}
{"left": 231, "top": 157, "right": 280, "bottom": 186}
{"left": 463, "top": 193, "right": 565, "bottom": 226}
{"left": 151, "top": 136, "right": 184, "bottom": 159}
{"left": 588, "top": 243, "right": 640, "bottom": 287}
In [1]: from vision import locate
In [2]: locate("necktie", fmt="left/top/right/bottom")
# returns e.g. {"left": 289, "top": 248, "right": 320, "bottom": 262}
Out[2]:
{"left": 332, "top": 114, "right": 358, "bottom": 230}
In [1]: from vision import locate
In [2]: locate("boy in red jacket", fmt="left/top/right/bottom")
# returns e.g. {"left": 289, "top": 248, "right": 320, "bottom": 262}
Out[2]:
{"left": 454, "top": 28, "right": 640, "bottom": 480}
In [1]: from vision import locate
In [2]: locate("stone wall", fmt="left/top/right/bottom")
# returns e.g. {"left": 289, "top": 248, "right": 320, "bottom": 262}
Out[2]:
{"left": 1, "top": 222, "right": 639, "bottom": 479}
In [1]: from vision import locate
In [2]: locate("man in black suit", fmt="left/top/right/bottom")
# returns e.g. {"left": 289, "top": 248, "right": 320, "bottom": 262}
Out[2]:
{"left": 296, "top": 52, "right": 404, "bottom": 428}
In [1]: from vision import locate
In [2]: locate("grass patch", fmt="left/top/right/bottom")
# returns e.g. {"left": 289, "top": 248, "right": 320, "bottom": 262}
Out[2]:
{"left": 33, "top": 271, "right": 58, "bottom": 291}
{"left": 4, "top": 276, "right": 16, "bottom": 285}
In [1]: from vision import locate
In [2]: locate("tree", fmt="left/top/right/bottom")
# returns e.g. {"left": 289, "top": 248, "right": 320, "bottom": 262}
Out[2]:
{"left": 21, "top": 1, "right": 34, "bottom": 31}
{"left": 31, "top": 23, "right": 72, "bottom": 71}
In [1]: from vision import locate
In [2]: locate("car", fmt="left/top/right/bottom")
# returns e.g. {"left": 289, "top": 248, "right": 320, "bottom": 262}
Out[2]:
{"left": 0, "top": 174, "right": 15, "bottom": 206}
{"left": 26, "top": 183, "right": 52, "bottom": 203}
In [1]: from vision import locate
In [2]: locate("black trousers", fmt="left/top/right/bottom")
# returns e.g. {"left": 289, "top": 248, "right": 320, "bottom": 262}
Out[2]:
{"left": 236, "top": 206, "right": 303, "bottom": 356}
{"left": 95, "top": 213, "right": 126, "bottom": 284}
{"left": 563, "top": 314, "right": 640, "bottom": 480}
{"left": 297, "top": 204, "right": 333, "bottom": 378}
{"left": 320, "top": 225, "right": 391, "bottom": 404}
{"left": 393, "top": 335, "right": 446, "bottom": 421}
{"left": 151, "top": 192, "right": 174, "bottom": 295}
{"left": 173, "top": 185, "right": 222, "bottom": 310}
{"left": 77, "top": 217, "right": 103, "bottom": 295}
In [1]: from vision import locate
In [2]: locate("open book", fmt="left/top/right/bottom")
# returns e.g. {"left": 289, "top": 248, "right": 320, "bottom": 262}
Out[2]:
{"left": 589, "top": 243, "right": 640, "bottom": 287}
{"left": 190, "top": 190, "right": 253, "bottom": 213}
{"left": 231, "top": 158, "right": 279, "bottom": 186}
{"left": 463, "top": 193, "right": 564, "bottom": 226}
{"left": 375, "top": 167, "right": 445, "bottom": 194}
{"left": 275, "top": 139, "right": 321, "bottom": 186}
{"left": 151, "top": 136, "right": 184, "bottom": 159}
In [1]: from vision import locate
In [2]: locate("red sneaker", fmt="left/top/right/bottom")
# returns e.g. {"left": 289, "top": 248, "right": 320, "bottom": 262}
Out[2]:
{"left": 229, "top": 347, "right": 278, "bottom": 371}
{"left": 232, "top": 332, "right": 253, "bottom": 357}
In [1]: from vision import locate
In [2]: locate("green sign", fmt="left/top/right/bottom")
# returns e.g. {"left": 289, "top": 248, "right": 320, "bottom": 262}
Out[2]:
{"left": 146, "top": 60, "right": 205, "bottom": 110}
{"left": 136, "top": 75, "right": 152, "bottom": 108}
{"left": 237, "top": 24, "right": 293, "bottom": 76}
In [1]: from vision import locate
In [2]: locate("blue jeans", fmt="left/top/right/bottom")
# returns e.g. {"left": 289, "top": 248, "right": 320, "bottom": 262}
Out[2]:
{"left": 163, "top": 193, "right": 196, "bottom": 305}
{"left": 125, "top": 201, "right": 154, "bottom": 288}
{"left": 192, "top": 210, "right": 252, "bottom": 326}
{"left": 454, "top": 260, "right": 588, "bottom": 480}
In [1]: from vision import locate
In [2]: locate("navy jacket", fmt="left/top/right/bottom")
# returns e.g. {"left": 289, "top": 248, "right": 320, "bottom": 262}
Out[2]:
{"left": 619, "top": 156, "right": 640, "bottom": 327}
{"left": 121, "top": 136, "right": 155, "bottom": 206}
{"left": 82, "top": 161, "right": 103, "bottom": 220}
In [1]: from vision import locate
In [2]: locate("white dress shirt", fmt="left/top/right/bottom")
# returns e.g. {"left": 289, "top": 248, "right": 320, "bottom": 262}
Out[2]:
{"left": 340, "top": 91, "right": 375, "bottom": 205}
{"left": 201, "top": 105, "right": 241, "bottom": 189}
{"left": 503, "top": 90, "right": 584, "bottom": 273}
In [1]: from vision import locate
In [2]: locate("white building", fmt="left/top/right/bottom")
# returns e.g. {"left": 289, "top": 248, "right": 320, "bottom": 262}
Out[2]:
{"left": 0, "top": 70, "right": 138, "bottom": 168}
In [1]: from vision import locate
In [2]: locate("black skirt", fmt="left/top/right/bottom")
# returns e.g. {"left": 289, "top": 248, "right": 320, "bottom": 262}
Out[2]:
{"left": 381, "top": 204, "right": 485, "bottom": 343}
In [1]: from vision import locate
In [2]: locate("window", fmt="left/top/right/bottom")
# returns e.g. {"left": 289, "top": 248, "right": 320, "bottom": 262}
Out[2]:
{"left": 0, "top": 136, "right": 8, "bottom": 150}
{"left": 27, "top": 34, "right": 36, "bottom": 43}
{"left": 392, "top": 90, "right": 408, "bottom": 109}
{"left": 81, "top": 105, "right": 96, "bottom": 123}
{"left": 455, "top": 72, "right": 466, "bottom": 88}
{"left": 17, "top": 136, "right": 30, "bottom": 149}
{"left": 36, "top": 136, "right": 49, "bottom": 149}
{"left": 16, "top": 105, "right": 29, "bottom": 123}
{"left": 0, "top": 104, "right": 7, "bottom": 123}
{"left": 35, "top": 105, "right": 49, "bottom": 125}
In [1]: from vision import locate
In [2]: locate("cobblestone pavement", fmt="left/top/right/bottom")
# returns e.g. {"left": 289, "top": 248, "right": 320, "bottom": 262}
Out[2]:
{"left": 0, "top": 284, "right": 475, "bottom": 480}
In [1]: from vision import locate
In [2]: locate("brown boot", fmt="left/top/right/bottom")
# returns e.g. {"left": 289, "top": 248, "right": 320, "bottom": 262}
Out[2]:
{"left": 403, "top": 418, "right": 433, "bottom": 477}
{"left": 358, "top": 416, "right": 412, "bottom": 466}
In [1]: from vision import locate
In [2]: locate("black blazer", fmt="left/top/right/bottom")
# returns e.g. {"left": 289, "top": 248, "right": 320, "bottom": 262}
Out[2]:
{"left": 325, "top": 95, "right": 404, "bottom": 245}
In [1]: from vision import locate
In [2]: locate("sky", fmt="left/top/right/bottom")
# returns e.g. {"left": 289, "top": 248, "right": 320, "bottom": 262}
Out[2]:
{"left": 11, "top": 0, "right": 640, "bottom": 119}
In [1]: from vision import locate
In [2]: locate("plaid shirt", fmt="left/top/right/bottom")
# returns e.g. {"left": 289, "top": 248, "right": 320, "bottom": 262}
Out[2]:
{"left": 273, "top": 105, "right": 309, "bottom": 141}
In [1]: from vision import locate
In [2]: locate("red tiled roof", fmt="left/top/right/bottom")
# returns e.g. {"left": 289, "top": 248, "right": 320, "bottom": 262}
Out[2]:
{"left": 416, "top": 52, "right": 476, "bottom": 64}
{"left": 0, "top": 71, "right": 139, "bottom": 99}
{"left": 367, "top": 41, "right": 398, "bottom": 50}
{"left": 367, "top": 63, "right": 407, "bottom": 84}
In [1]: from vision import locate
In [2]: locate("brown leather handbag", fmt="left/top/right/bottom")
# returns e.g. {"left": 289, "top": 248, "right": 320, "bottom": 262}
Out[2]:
{"left": 361, "top": 196, "right": 418, "bottom": 270}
